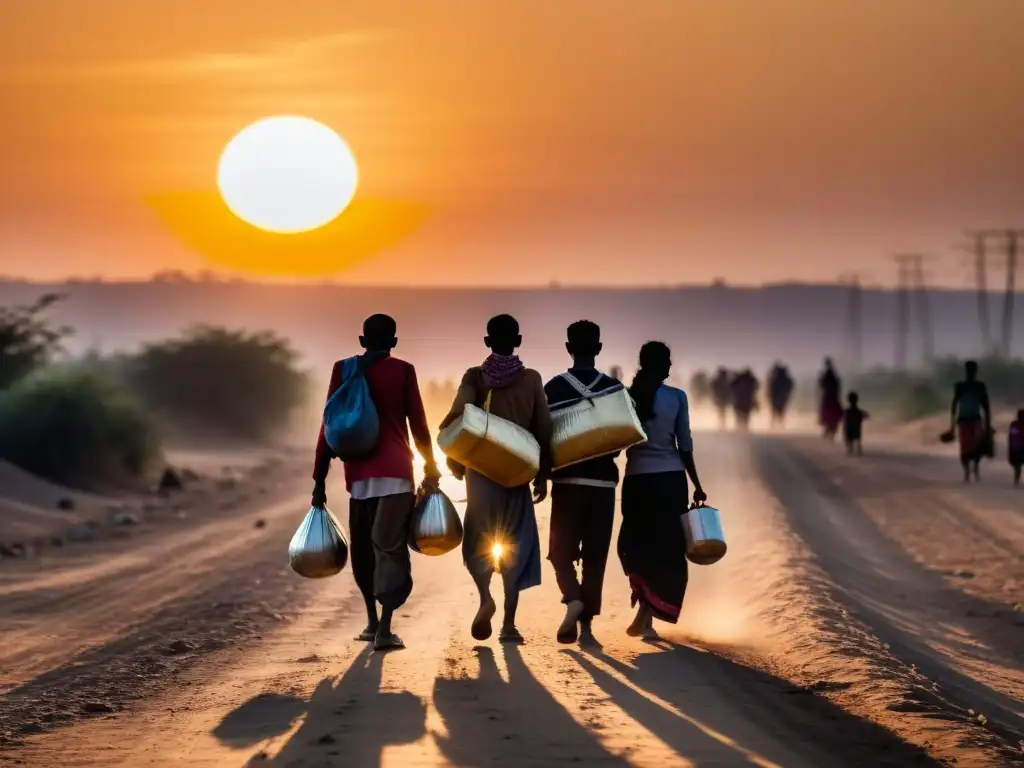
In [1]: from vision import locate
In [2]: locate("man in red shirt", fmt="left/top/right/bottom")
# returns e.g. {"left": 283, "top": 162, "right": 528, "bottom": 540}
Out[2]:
{"left": 312, "top": 314, "right": 440, "bottom": 651}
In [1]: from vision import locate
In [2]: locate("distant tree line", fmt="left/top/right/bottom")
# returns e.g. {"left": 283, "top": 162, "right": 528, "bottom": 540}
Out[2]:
{"left": 0, "top": 294, "right": 309, "bottom": 489}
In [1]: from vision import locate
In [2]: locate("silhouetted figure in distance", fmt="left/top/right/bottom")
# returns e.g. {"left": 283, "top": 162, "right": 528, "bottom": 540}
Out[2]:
{"left": 818, "top": 357, "right": 843, "bottom": 440}
{"left": 768, "top": 362, "right": 794, "bottom": 428}
{"left": 710, "top": 367, "right": 732, "bottom": 430}
{"left": 730, "top": 368, "right": 759, "bottom": 431}
{"left": 843, "top": 392, "right": 869, "bottom": 456}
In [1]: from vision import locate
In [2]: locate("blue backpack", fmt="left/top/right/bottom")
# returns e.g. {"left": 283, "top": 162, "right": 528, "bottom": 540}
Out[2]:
{"left": 323, "top": 356, "right": 380, "bottom": 460}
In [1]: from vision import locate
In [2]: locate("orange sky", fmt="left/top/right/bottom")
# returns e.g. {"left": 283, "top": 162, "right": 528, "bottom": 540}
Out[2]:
{"left": 2, "top": 0, "right": 1023, "bottom": 287}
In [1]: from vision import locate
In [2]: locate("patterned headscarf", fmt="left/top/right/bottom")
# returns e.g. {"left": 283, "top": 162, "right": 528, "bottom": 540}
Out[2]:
{"left": 481, "top": 353, "right": 525, "bottom": 389}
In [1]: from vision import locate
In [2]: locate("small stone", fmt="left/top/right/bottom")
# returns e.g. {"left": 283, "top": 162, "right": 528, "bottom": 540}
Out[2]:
{"left": 316, "top": 734, "right": 336, "bottom": 745}
{"left": 158, "top": 468, "right": 184, "bottom": 494}
{"left": 18, "top": 723, "right": 44, "bottom": 734}
{"left": 112, "top": 512, "right": 139, "bottom": 527}
{"left": 164, "top": 640, "right": 196, "bottom": 655}
{"left": 56, "top": 498, "right": 75, "bottom": 511}
{"left": 254, "top": 519, "right": 267, "bottom": 529}
{"left": 955, "top": 570, "right": 975, "bottom": 579}
{"left": 81, "top": 702, "right": 114, "bottom": 714}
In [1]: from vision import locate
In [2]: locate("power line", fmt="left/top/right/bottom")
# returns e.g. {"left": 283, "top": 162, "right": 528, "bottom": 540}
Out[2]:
{"left": 968, "top": 229, "right": 1023, "bottom": 357}
{"left": 892, "top": 254, "right": 933, "bottom": 368}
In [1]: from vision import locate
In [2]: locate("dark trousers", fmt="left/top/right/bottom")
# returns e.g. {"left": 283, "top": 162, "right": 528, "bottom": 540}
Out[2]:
{"left": 349, "top": 493, "right": 415, "bottom": 611}
{"left": 548, "top": 483, "right": 615, "bottom": 620}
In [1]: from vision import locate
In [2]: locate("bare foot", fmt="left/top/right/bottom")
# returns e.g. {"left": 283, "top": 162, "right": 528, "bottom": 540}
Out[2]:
{"left": 472, "top": 596, "right": 497, "bottom": 641}
{"left": 626, "top": 605, "right": 650, "bottom": 637}
{"left": 557, "top": 600, "right": 585, "bottom": 644}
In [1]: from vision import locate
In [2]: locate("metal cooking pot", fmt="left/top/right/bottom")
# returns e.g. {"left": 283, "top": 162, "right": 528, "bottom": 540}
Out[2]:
{"left": 288, "top": 504, "right": 349, "bottom": 578}
{"left": 681, "top": 502, "right": 726, "bottom": 566}
{"left": 409, "top": 487, "right": 463, "bottom": 556}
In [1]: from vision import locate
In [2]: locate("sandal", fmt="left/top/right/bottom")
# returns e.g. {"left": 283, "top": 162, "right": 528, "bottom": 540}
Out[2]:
{"left": 373, "top": 632, "right": 405, "bottom": 652}
{"left": 498, "top": 627, "right": 525, "bottom": 644}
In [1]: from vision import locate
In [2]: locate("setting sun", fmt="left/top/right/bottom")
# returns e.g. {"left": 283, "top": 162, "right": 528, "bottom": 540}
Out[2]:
{"left": 216, "top": 116, "right": 358, "bottom": 234}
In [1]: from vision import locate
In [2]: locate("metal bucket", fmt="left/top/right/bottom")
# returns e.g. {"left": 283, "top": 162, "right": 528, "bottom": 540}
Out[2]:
{"left": 409, "top": 487, "right": 463, "bottom": 556}
{"left": 681, "top": 503, "right": 726, "bottom": 565}
{"left": 288, "top": 505, "right": 349, "bottom": 578}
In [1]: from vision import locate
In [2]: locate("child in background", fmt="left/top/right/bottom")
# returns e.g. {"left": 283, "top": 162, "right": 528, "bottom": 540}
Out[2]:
{"left": 843, "top": 392, "right": 869, "bottom": 457}
{"left": 1009, "top": 409, "right": 1024, "bottom": 487}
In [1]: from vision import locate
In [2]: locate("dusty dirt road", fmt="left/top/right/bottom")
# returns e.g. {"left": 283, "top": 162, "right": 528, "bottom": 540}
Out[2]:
{"left": 2, "top": 433, "right": 1023, "bottom": 767}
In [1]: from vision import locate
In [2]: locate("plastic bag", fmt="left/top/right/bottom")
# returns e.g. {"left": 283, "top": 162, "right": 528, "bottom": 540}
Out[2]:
{"left": 288, "top": 504, "right": 349, "bottom": 578}
{"left": 323, "top": 355, "right": 379, "bottom": 460}
{"left": 409, "top": 486, "right": 463, "bottom": 556}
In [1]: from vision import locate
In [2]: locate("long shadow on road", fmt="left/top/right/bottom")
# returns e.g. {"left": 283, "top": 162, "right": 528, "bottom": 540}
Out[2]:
{"left": 214, "top": 647, "right": 426, "bottom": 767}
{"left": 432, "top": 644, "right": 628, "bottom": 767}
{"left": 570, "top": 643, "right": 939, "bottom": 767}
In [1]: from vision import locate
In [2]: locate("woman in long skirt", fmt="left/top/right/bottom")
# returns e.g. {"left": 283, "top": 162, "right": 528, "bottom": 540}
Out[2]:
{"left": 618, "top": 341, "right": 707, "bottom": 639}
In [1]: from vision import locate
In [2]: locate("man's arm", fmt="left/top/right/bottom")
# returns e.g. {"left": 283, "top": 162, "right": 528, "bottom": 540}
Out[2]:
{"left": 404, "top": 364, "right": 439, "bottom": 476}
{"left": 312, "top": 362, "right": 344, "bottom": 500}
{"left": 949, "top": 382, "right": 962, "bottom": 430}
{"left": 980, "top": 383, "right": 992, "bottom": 430}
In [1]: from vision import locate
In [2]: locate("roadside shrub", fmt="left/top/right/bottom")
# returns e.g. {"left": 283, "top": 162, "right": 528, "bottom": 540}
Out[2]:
{"left": 0, "top": 294, "right": 72, "bottom": 389}
{"left": 121, "top": 325, "right": 309, "bottom": 442}
{"left": 0, "top": 365, "right": 162, "bottom": 489}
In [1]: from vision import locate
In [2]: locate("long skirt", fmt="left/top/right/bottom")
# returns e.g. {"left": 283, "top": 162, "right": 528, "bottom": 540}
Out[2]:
{"left": 617, "top": 471, "right": 689, "bottom": 623}
{"left": 957, "top": 418, "right": 986, "bottom": 462}
{"left": 819, "top": 395, "right": 843, "bottom": 432}
{"left": 462, "top": 470, "right": 541, "bottom": 592}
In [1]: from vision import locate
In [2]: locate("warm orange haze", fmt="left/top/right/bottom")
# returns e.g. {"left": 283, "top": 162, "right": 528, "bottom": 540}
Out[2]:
{"left": 2, "top": 3, "right": 1024, "bottom": 767}
{"left": 3, "top": 1, "right": 1024, "bottom": 285}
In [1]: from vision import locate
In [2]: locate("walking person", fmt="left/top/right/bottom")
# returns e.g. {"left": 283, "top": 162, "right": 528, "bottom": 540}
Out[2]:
{"left": 730, "top": 368, "right": 759, "bottom": 431}
{"left": 818, "top": 357, "right": 843, "bottom": 440}
{"left": 945, "top": 360, "right": 993, "bottom": 483}
{"left": 1009, "top": 409, "right": 1023, "bottom": 487}
{"left": 311, "top": 314, "right": 441, "bottom": 651}
{"left": 711, "top": 367, "right": 731, "bottom": 430}
{"left": 618, "top": 342, "right": 707, "bottom": 640}
{"left": 544, "top": 320, "right": 623, "bottom": 646}
{"left": 768, "top": 363, "right": 795, "bottom": 429}
{"left": 440, "top": 314, "right": 552, "bottom": 644}
{"left": 843, "top": 392, "right": 869, "bottom": 457}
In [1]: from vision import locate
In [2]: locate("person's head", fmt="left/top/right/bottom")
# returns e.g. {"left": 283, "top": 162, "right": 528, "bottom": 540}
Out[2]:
{"left": 630, "top": 341, "right": 672, "bottom": 423}
{"left": 359, "top": 313, "right": 397, "bottom": 352}
{"left": 484, "top": 314, "right": 521, "bottom": 355}
{"left": 848, "top": 391, "right": 859, "bottom": 406}
{"left": 565, "top": 320, "right": 602, "bottom": 361}
{"left": 824, "top": 356, "right": 834, "bottom": 369}
{"left": 965, "top": 360, "right": 978, "bottom": 380}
